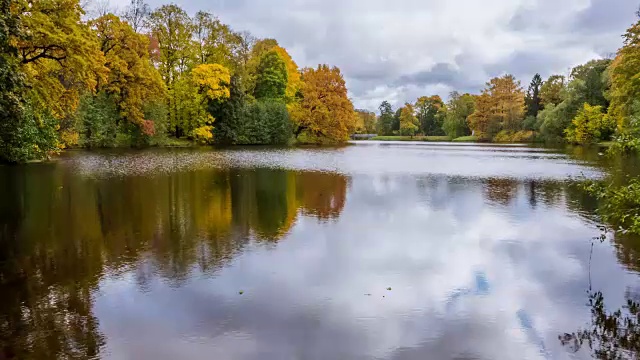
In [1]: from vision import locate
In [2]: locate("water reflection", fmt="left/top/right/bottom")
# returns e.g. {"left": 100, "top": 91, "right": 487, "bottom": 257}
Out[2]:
{"left": 0, "top": 144, "right": 637, "bottom": 359}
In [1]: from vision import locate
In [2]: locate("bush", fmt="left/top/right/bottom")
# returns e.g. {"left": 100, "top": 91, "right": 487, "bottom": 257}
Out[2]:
{"left": 236, "top": 100, "right": 291, "bottom": 145}
{"left": 76, "top": 93, "right": 119, "bottom": 148}
{"left": 565, "top": 103, "right": 615, "bottom": 145}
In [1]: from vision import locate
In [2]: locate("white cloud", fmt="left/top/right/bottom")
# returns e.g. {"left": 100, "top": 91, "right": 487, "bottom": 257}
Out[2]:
{"left": 107, "top": 0, "right": 638, "bottom": 109}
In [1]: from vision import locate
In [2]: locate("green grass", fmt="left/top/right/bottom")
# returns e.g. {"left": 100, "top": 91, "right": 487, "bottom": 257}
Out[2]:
{"left": 597, "top": 141, "right": 615, "bottom": 147}
{"left": 369, "top": 135, "right": 451, "bottom": 142}
{"left": 452, "top": 136, "right": 478, "bottom": 142}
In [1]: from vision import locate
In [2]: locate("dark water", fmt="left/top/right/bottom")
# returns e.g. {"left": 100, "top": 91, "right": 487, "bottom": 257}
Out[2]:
{"left": 0, "top": 142, "right": 638, "bottom": 359}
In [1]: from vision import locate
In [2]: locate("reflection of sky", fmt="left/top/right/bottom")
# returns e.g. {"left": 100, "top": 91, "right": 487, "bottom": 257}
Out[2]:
{"left": 94, "top": 172, "right": 638, "bottom": 360}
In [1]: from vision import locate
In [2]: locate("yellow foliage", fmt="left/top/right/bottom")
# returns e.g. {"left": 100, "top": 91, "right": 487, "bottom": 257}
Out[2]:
{"left": 191, "top": 64, "right": 231, "bottom": 101}
{"left": 60, "top": 130, "right": 79, "bottom": 148}
{"left": 293, "top": 65, "right": 357, "bottom": 142}
{"left": 193, "top": 125, "right": 214, "bottom": 144}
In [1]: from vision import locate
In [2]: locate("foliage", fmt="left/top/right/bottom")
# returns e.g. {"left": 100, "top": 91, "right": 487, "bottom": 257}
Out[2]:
{"left": 493, "top": 130, "right": 536, "bottom": 143}
{"left": 370, "top": 135, "right": 450, "bottom": 141}
{"left": 565, "top": 103, "right": 615, "bottom": 144}
{"left": 210, "top": 75, "right": 246, "bottom": 144}
{"left": 91, "top": 14, "right": 166, "bottom": 135}
{"left": 525, "top": 73, "right": 543, "bottom": 118}
{"left": 192, "top": 63, "right": 231, "bottom": 101}
{"left": 609, "top": 20, "right": 640, "bottom": 132}
{"left": 415, "top": 95, "right": 445, "bottom": 135}
{"left": 75, "top": 92, "right": 119, "bottom": 148}
{"left": 585, "top": 177, "right": 640, "bottom": 235}
{"left": 443, "top": 91, "right": 474, "bottom": 139}
{"left": 399, "top": 103, "right": 419, "bottom": 136}
{"left": 376, "top": 101, "right": 395, "bottom": 136}
{"left": 291, "top": 65, "right": 356, "bottom": 143}
{"left": 238, "top": 100, "right": 291, "bottom": 145}
{"left": 468, "top": 75, "right": 525, "bottom": 140}
{"left": 540, "top": 75, "right": 566, "bottom": 107}
{"left": 254, "top": 50, "right": 287, "bottom": 100}
{"left": 561, "top": 291, "right": 640, "bottom": 359}
{"left": 355, "top": 109, "right": 377, "bottom": 134}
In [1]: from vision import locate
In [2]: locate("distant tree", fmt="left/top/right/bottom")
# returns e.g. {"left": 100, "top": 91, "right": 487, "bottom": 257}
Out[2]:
{"left": 393, "top": 108, "right": 402, "bottom": 133}
{"left": 355, "top": 109, "right": 377, "bottom": 134}
{"left": 415, "top": 95, "right": 446, "bottom": 135}
{"left": 540, "top": 75, "right": 566, "bottom": 107}
{"left": 123, "top": 0, "right": 150, "bottom": 32}
{"left": 525, "top": 73, "right": 543, "bottom": 118}
{"left": 443, "top": 92, "right": 475, "bottom": 139}
{"left": 376, "top": 101, "right": 395, "bottom": 135}
{"left": 399, "top": 103, "right": 419, "bottom": 136}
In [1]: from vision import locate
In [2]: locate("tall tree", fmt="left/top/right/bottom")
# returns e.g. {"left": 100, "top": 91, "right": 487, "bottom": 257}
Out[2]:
{"left": 443, "top": 91, "right": 475, "bottom": 139}
{"left": 146, "top": 4, "right": 195, "bottom": 135}
{"left": 355, "top": 109, "right": 376, "bottom": 134}
{"left": 122, "top": 0, "right": 149, "bottom": 32}
{"left": 525, "top": 73, "right": 543, "bottom": 117}
{"left": 468, "top": 93, "right": 499, "bottom": 140}
{"left": 540, "top": 75, "right": 566, "bottom": 107}
{"left": 377, "top": 101, "right": 394, "bottom": 135}
{"left": 290, "top": 65, "right": 356, "bottom": 142}
{"left": 399, "top": 103, "right": 419, "bottom": 136}
{"left": 90, "top": 14, "right": 166, "bottom": 134}
{"left": 469, "top": 74, "right": 525, "bottom": 139}
{"left": 415, "top": 95, "right": 446, "bottom": 135}
{"left": 254, "top": 50, "right": 287, "bottom": 100}
{"left": 609, "top": 19, "right": 640, "bottom": 131}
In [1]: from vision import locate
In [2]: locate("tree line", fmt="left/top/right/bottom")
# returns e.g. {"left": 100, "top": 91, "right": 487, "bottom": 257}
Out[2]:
{"left": 0, "top": 0, "right": 359, "bottom": 163}
{"left": 372, "top": 10, "right": 640, "bottom": 148}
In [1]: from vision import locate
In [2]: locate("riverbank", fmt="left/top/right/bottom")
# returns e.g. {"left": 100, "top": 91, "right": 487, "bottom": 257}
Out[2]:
{"left": 366, "top": 135, "right": 480, "bottom": 142}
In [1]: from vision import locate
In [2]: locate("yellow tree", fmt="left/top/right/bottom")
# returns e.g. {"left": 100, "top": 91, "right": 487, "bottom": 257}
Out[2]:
{"left": 91, "top": 14, "right": 166, "bottom": 135}
{"left": 291, "top": 65, "right": 356, "bottom": 142}
{"left": 608, "top": 20, "right": 640, "bottom": 131}
{"left": 468, "top": 93, "right": 498, "bottom": 141}
{"left": 16, "top": 0, "right": 107, "bottom": 122}
{"left": 190, "top": 63, "right": 231, "bottom": 142}
{"left": 399, "top": 103, "right": 419, "bottom": 136}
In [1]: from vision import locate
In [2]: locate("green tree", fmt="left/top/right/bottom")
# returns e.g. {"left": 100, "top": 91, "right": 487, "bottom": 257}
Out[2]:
{"left": 210, "top": 75, "right": 245, "bottom": 144}
{"left": 565, "top": 103, "right": 615, "bottom": 144}
{"left": 376, "top": 101, "right": 394, "bottom": 135}
{"left": 443, "top": 91, "right": 475, "bottom": 139}
{"left": 415, "top": 95, "right": 446, "bottom": 135}
{"left": 399, "top": 103, "right": 419, "bottom": 136}
{"left": 540, "top": 75, "right": 566, "bottom": 107}
{"left": 254, "top": 50, "right": 287, "bottom": 100}
{"left": 525, "top": 73, "right": 543, "bottom": 117}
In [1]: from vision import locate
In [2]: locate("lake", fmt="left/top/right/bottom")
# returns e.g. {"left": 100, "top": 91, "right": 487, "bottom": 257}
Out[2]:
{"left": 0, "top": 141, "right": 638, "bottom": 359}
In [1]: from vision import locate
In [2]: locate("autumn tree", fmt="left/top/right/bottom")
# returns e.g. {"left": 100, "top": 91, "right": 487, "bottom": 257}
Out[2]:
{"left": 443, "top": 92, "right": 475, "bottom": 139}
{"left": 355, "top": 109, "right": 376, "bottom": 134}
{"left": 90, "top": 14, "right": 166, "bottom": 136}
{"left": 468, "top": 75, "right": 525, "bottom": 140}
{"left": 468, "top": 93, "right": 499, "bottom": 141}
{"left": 377, "top": 101, "right": 394, "bottom": 135}
{"left": 147, "top": 4, "right": 195, "bottom": 136}
{"left": 399, "top": 103, "right": 419, "bottom": 136}
{"left": 192, "top": 11, "right": 242, "bottom": 72}
{"left": 291, "top": 65, "right": 356, "bottom": 142}
{"left": 540, "top": 75, "right": 566, "bottom": 107}
{"left": 565, "top": 103, "right": 615, "bottom": 144}
{"left": 190, "top": 63, "right": 231, "bottom": 142}
{"left": 254, "top": 50, "right": 288, "bottom": 100}
{"left": 246, "top": 39, "right": 301, "bottom": 103}
{"left": 415, "top": 95, "right": 446, "bottom": 136}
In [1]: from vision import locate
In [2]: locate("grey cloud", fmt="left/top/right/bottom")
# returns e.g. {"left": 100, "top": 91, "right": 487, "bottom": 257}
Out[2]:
{"left": 112, "top": 0, "right": 636, "bottom": 110}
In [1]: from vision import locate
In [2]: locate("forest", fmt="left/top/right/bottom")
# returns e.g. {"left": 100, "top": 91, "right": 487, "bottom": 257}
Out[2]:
{"left": 3, "top": 1, "right": 640, "bottom": 164}
{"left": 371, "top": 11, "right": 640, "bottom": 149}
{"left": 0, "top": 0, "right": 359, "bottom": 163}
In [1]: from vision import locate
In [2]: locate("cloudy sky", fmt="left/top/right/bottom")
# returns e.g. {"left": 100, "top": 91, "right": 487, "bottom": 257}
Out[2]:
{"left": 108, "top": 0, "right": 637, "bottom": 110}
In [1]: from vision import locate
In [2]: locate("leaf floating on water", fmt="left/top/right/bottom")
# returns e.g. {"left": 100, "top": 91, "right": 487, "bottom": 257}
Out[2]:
{"left": 387, "top": 287, "right": 392, "bottom": 291}
{"left": 239, "top": 291, "right": 244, "bottom": 295}
{"left": 364, "top": 293, "right": 371, "bottom": 296}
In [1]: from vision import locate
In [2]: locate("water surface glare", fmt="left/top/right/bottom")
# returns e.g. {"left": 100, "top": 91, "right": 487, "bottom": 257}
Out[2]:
{"left": 0, "top": 142, "right": 636, "bottom": 360}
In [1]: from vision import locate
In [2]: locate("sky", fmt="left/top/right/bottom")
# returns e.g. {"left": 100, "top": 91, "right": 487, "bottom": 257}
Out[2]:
{"left": 106, "top": 0, "right": 638, "bottom": 111}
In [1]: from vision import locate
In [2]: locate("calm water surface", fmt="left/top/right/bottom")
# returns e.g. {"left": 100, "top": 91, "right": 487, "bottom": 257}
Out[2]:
{"left": 0, "top": 141, "right": 638, "bottom": 359}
